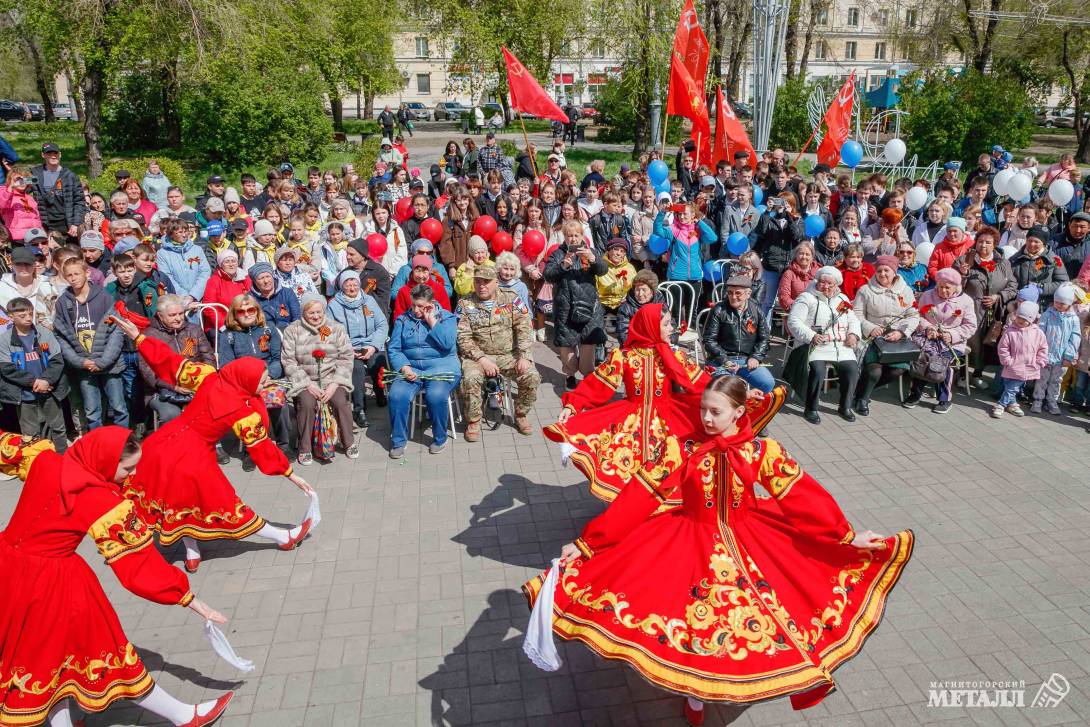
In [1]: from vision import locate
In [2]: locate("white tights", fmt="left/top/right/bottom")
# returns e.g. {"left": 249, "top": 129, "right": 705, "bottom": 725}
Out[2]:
{"left": 182, "top": 522, "right": 302, "bottom": 559}
{"left": 48, "top": 685, "right": 218, "bottom": 726}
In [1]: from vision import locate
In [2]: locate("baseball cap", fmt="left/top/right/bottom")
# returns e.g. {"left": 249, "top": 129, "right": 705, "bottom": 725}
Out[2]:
{"left": 113, "top": 236, "right": 141, "bottom": 256}
{"left": 409, "top": 178, "right": 425, "bottom": 188}
{"left": 1070, "top": 211, "right": 1090, "bottom": 225}
{"left": 473, "top": 263, "right": 497, "bottom": 280}
{"left": 11, "top": 247, "right": 36, "bottom": 265}
{"left": 548, "top": 153, "right": 562, "bottom": 162}
{"left": 205, "top": 220, "right": 226, "bottom": 236}
{"left": 178, "top": 211, "right": 198, "bottom": 225}
{"left": 205, "top": 197, "right": 225, "bottom": 213}
{"left": 114, "top": 169, "right": 131, "bottom": 180}
{"left": 943, "top": 161, "right": 961, "bottom": 171}
{"left": 700, "top": 175, "right": 716, "bottom": 187}
{"left": 79, "top": 230, "right": 106, "bottom": 250}
{"left": 231, "top": 218, "right": 249, "bottom": 232}
{"left": 206, "top": 175, "right": 225, "bottom": 185}
{"left": 812, "top": 163, "right": 832, "bottom": 174}
{"left": 279, "top": 162, "right": 294, "bottom": 174}
{"left": 22, "top": 227, "right": 47, "bottom": 243}
{"left": 41, "top": 142, "right": 60, "bottom": 153}
{"left": 991, "top": 145, "right": 1005, "bottom": 153}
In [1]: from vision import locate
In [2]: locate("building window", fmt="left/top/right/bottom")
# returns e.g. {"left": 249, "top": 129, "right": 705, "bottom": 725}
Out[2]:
{"left": 877, "top": 9, "right": 889, "bottom": 26}
{"left": 847, "top": 7, "right": 859, "bottom": 26}
{"left": 415, "top": 37, "right": 429, "bottom": 58}
{"left": 905, "top": 9, "right": 917, "bottom": 27}
{"left": 845, "top": 41, "right": 857, "bottom": 60}
{"left": 591, "top": 40, "right": 606, "bottom": 58}
{"left": 816, "top": 7, "right": 828, "bottom": 25}
{"left": 874, "top": 42, "right": 886, "bottom": 60}
{"left": 416, "top": 74, "right": 431, "bottom": 94}
{"left": 814, "top": 41, "right": 827, "bottom": 60}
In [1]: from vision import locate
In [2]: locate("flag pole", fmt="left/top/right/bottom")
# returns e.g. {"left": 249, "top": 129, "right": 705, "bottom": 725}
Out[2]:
{"left": 695, "top": 131, "right": 702, "bottom": 166}
{"left": 791, "top": 127, "right": 819, "bottom": 168}
{"left": 661, "top": 115, "right": 669, "bottom": 153}
{"left": 517, "top": 110, "right": 539, "bottom": 180}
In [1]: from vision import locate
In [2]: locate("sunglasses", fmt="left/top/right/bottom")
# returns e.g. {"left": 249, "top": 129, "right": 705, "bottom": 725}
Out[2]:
{"left": 237, "top": 306, "right": 258, "bottom": 314}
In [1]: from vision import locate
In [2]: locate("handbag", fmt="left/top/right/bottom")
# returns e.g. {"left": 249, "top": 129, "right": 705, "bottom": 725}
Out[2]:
{"left": 311, "top": 403, "right": 338, "bottom": 460}
{"left": 261, "top": 382, "right": 288, "bottom": 409}
{"left": 982, "top": 315, "right": 1004, "bottom": 346}
{"left": 910, "top": 335, "right": 955, "bottom": 383}
{"left": 873, "top": 336, "right": 923, "bottom": 365}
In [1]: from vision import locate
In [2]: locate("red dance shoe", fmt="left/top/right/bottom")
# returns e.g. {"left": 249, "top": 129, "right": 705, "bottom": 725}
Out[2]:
{"left": 278, "top": 518, "right": 312, "bottom": 551}
{"left": 179, "top": 691, "right": 233, "bottom": 727}
{"left": 184, "top": 557, "right": 201, "bottom": 573}
{"left": 684, "top": 699, "right": 705, "bottom": 726}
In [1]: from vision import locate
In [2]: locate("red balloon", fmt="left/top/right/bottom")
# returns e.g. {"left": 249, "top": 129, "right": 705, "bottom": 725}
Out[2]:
{"left": 366, "top": 232, "right": 388, "bottom": 260}
{"left": 395, "top": 197, "right": 413, "bottom": 223}
{"left": 491, "top": 231, "right": 514, "bottom": 255}
{"left": 521, "top": 229, "right": 547, "bottom": 258}
{"left": 472, "top": 215, "right": 498, "bottom": 241}
{"left": 419, "top": 217, "right": 442, "bottom": 244}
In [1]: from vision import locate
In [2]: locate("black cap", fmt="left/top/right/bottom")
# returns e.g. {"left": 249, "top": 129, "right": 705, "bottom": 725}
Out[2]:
{"left": 1026, "top": 225, "right": 1051, "bottom": 243}
{"left": 813, "top": 163, "right": 832, "bottom": 174}
{"left": 231, "top": 218, "right": 249, "bottom": 232}
{"left": 11, "top": 247, "right": 36, "bottom": 265}
{"left": 733, "top": 150, "right": 749, "bottom": 160}
{"left": 409, "top": 178, "right": 425, "bottom": 188}
{"left": 207, "top": 175, "right": 225, "bottom": 185}
{"left": 485, "top": 131, "right": 496, "bottom": 139}
{"left": 115, "top": 169, "right": 131, "bottom": 180}
{"left": 178, "top": 211, "right": 198, "bottom": 224}
{"left": 41, "top": 142, "right": 60, "bottom": 153}
{"left": 1070, "top": 211, "right": 1090, "bottom": 225}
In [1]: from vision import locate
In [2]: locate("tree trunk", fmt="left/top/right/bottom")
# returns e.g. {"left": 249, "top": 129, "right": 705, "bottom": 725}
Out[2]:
{"left": 363, "top": 90, "right": 375, "bottom": 119}
{"left": 80, "top": 63, "right": 105, "bottom": 178}
{"left": 705, "top": 0, "right": 725, "bottom": 108}
{"left": 161, "top": 61, "right": 181, "bottom": 147}
{"left": 783, "top": 0, "right": 801, "bottom": 80}
{"left": 798, "top": 0, "right": 820, "bottom": 80}
{"left": 64, "top": 65, "right": 83, "bottom": 122}
{"left": 24, "top": 38, "right": 55, "bottom": 122}
{"left": 356, "top": 90, "right": 361, "bottom": 119}
{"left": 725, "top": 18, "right": 751, "bottom": 98}
{"left": 330, "top": 93, "right": 344, "bottom": 131}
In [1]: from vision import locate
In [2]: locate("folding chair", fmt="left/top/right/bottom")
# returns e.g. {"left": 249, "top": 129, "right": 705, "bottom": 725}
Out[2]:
{"left": 659, "top": 281, "right": 699, "bottom": 351}
{"left": 409, "top": 387, "right": 462, "bottom": 441}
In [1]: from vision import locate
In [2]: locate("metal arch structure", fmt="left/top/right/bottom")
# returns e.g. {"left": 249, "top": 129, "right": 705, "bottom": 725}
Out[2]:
{"left": 859, "top": 109, "right": 941, "bottom": 183}
{"left": 751, "top": 0, "right": 791, "bottom": 152}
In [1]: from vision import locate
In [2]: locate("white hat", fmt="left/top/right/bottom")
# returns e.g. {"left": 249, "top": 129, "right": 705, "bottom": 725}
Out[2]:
{"left": 656, "top": 191, "right": 671, "bottom": 204}
{"left": 1016, "top": 300, "right": 1039, "bottom": 321}
{"left": 1054, "top": 284, "right": 1076, "bottom": 306}
{"left": 815, "top": 265, "right": 843, "bottom": 285}
{"left": 205, "top": 197, "right": 225, "bottom": 213}
{"left": 224, "top": 187, "right": 240, "bottom": 205}
{"left": 253, "top": 219, "right": 276, "bottom": 237}
{"left": 216, "top": 249, "right": 239, "bottom": 264}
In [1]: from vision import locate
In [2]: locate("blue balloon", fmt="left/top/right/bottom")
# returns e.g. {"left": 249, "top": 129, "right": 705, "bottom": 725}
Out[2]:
{"left": 647, "top": 234, "right": 669, "bottom": 256}
{"left": 648, "top": 159, "right": 670, "bottom": 185}
{"left": 726, "top": 232, "right": 749, "bottom": 256}
{"left": 752, "top": 184, "right": 764, "bottom": 206}
{"left": 840, "top": 140, "right": 863, "bottom": 169}
{"left": 655, "top": 179, "right": 671, "bottom": 194}
{"left": 803, "top": 214, "right": 826, "bottom": 238}
{"left": 755, "top": 204, "right": 767, "bottom": 215}
{"left": 703, "top": 260, "right": 723, "bottom": 283}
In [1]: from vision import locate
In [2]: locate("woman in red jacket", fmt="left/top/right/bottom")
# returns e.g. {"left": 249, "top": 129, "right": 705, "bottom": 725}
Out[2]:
{"left": 0, "top": 428, "right": 233, "bottom": 726}
{"left": 393, "top": 254, "right": 451, "bottom": 319}
{"left": 201, "top": 249, "right": 251, "bottom": 331}
{"left": 527, "top": 376, "right": 913, "bottom": 724}
{"left": 839, "top": 243, "right": 875, "bottom": 300}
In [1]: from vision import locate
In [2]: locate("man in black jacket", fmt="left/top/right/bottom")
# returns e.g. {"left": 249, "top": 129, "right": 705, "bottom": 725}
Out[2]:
{"left": 702, "top": 273, "right": 774, "bottom": 392}
{"left": 31, "top": 142, "right": 85, "bottom": 242}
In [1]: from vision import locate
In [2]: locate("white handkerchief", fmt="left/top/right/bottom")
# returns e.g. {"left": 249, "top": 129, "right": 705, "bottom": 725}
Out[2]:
{"left": 523, "top": 559, "right": 562, "bottom": 671}
{"left": 204, "top": 621, "right": 255, "bottom": 672}
{"left": 305, "top": 490, "right": 322, "bottom": 529}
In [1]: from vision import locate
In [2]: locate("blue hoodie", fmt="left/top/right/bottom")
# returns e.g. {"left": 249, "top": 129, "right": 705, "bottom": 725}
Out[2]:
{"left": 157, "top": 237, "right": 211, "bottom": 302}
{"left": 327, "top": 291, "right": 389, "bottom": 351}
{"left": 1039, "top": 305, "right": 1081, "bottom": 365}
{"left": 387, "top": 308, "right": 459, "bottom": 375}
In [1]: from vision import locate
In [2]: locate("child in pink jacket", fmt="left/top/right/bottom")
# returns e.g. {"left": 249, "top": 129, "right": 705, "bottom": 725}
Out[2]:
{"left": 0, "top": 167, "right": 42, "bottom": 242}
{"left": 993, "top": 300, "right": 1049, "bottom": 418}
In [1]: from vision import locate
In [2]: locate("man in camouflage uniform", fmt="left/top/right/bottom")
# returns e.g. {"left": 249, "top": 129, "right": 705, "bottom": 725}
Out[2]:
{"left": 456, "top": 263, "right": 540, "bottom": 440}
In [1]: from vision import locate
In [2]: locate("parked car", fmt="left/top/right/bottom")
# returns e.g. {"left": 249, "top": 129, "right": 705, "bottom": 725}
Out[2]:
{"left": 51, "top": 103, "right": 74, "bottom": 120}
{"left": 580, "top": 102, "right": 598, "bottom": 119}
{"left": 0, "top": 100, "right": 28, "bottom": 121}
{"left": 434, "top": 101, "right": 470, "bottom": 121}
{"left": 24, "top": 103, "right": 44, "bottom": 121}
{"left": 1035, "top": 108, "right": 1087, "bottom": 128}
{"left": 732, "top": 101, "right": 753, "bottom": 119}
{"left": 404, "top": 102, "right": 431, "bottom": 121}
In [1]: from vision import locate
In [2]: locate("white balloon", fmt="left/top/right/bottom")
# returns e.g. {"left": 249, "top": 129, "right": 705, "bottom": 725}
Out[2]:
{"left": 999, "top": 245, "right": 1018, "bottom": 260}
{"left": 1005, "top": 172, "right": 1032, "bottom": 200}
{"left": 905, "top": 186, "right": 928, "bottom": 211}
{"left": 1048, "top": 179, "right": 1074, "bottom": 206}
{"left": 914, "top": 242, "right": 935, "bottom": 265}
{"left": 992, "top": 168, "right": 1016, "bottom": 197}
{"left": 883, "top": 138, "right": 906, "bottom": 164}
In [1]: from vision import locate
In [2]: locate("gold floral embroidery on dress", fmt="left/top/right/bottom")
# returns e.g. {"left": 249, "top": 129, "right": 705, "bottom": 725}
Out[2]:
{"left": 124, "top": 486, "right": 251, "bottom": 526}
{"left": 232, "top": 411, "right": 269, "bottom": 447}
{"left": 591, "top": 349, "right": 624, "bottom": 389}
{"left": 563, "top": 542, "right": 795, "bottom": 660}
{"left": 672, "top": 348, "right": 704, "bottom": 383}
{"left": 567, "top": 412, "right": 683, "bottom": 484}
{"left": 89, "top": 500, "right": 153, "bottom": 564}
{"left": 175, "top": 360, "right": 215, "bottom": 392}
{"left": 758, "top": 440, "right": 802, "bottom": 498}
{"left": 0, "top": 643, "right": 140, "bottom": 696}
{"left": 0, "top": 432, "right": 53, "bottom": 481}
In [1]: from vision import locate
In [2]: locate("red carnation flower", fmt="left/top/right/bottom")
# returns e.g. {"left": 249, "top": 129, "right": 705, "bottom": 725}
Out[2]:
{"left": 919, "top": 304, "right": 934, "bottom": 318}
{"left": 312, "top": 349, "right": 326, "bottom": 360}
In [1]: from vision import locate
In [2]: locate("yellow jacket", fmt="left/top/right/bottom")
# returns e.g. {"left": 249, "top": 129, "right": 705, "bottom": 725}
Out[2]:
{"left": 596, "top": 259, "right": 637, "bottom": 309}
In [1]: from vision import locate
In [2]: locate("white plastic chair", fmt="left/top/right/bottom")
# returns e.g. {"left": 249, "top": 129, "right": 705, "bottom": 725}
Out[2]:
{"left": 191, "top": 302, "right": 229, "bottom": 366}
{"left": 409, "top": 387, "right": 461, "bottom": 441}
{"left": 659, "top": 281, "right": 700, "bottom": 350}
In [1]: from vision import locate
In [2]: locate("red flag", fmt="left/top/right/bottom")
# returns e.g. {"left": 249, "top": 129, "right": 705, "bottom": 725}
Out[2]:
{"left": 713, "top": 86, "right": 756, "bottom": 169}
{"left": 816, "top": 71, "right": 856, "bottom": 168}
{"left": 673, "top": 0, "right": 710, "bottom": 95}
{"left": 502, "top": 47, "right": 568, "bottom": 124}
{"left": 666, "top": 54, "right": 710, "bottom": 149}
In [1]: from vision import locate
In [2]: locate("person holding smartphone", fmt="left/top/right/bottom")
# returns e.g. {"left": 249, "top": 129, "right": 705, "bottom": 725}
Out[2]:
{"left": 0, "top": 165, "right": 42, "bottom": 243}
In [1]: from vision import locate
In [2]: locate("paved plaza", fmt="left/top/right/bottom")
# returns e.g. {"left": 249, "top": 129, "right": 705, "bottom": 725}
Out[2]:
{"left": 11, "top": 340, "right": 1090, "bottom": 727}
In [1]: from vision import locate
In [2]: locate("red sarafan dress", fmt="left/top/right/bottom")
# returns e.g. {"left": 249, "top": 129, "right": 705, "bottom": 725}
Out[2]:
{"left": 543, "top": 303, "right": 785, "bottom": 504}
{"left": 126, "top": 334, "right": 292, "bottom": 545}
{"left": 525, "top": 418, "right": 914, "bottom": 709}
{"left": 0, "top": 428, "right": 193, "bottom": 726}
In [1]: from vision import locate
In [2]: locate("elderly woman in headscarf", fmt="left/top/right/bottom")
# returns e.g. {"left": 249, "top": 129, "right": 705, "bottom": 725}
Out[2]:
{"left": 786, "top": 265, "right": 862, "bottom": 424}
{"left": 903, "top": 267, "right": 978, "bottom": 414}
{"left": 111, "top": 315, "right": 316, "bottom": 575}
{"left": 200, "top": 248, "right": 251, "bottom": 331}
{"left": 851, "top": 255, "right": 920, "bottom": 415}
{"left": 281, "top": 292, "right": 357, "bottom": 465}
{"left": 327, "top": 269, "right": 389, "bottom": 429}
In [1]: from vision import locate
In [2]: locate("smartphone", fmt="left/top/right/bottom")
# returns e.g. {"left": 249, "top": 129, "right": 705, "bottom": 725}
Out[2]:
{"left": 670, "top": 203, "right": 686, "bottom": 214}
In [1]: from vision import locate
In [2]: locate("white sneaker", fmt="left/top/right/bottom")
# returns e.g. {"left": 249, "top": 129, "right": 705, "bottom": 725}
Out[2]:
{"left": 535, "top": 328, "right": 546, "bottom": 342}
{"left": 1007, "top": 404, "right": 1025, "bottom": 417}
{"left": 990, "top": 405, "right": 1004, "bottom": 418}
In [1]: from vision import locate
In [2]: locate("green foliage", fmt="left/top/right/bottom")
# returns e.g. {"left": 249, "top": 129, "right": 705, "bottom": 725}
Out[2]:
{"left": 92, "top": 157, "right": 187, "bottom": 195}
{"left": 101, "top": 71, "right": 167, "bottom": 151}
{"left": 5, "top": 120, "right": 81, "bottom": 135}
{"left": 594, "top": 78, "right": 684, "bottom": 145}
{"left": 769, "top": 77, "right": 817, "bottom": 151}
{"left": 180, "top": 67, "right": 334, "bottom": 168}
{"left": 351, "top": 135, "right": 383, "bottom": 174}
{"left": 340, "top": 119, "right": 380, "bottom": 137}
{"left": 901, "top": 69, "right": 1036, "bottom": 166}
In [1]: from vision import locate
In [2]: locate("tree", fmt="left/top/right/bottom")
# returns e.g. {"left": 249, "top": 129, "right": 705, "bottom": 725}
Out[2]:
{"left": 900, "top": 69, "right": 1036, "bottom": 165}
{"left": 0, "top": 0, "right": 67, "bottom": 121}
{"left": 769, "top": 76, "right": 817, "bottom": 150}
{"left": 702, "top": 0, "right": 752, "bottom": 102}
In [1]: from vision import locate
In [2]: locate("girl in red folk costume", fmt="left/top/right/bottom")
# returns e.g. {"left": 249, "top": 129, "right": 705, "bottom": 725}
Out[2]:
{"left": 111, "top": 315, "right": 314, "bottom": 574}
{"left": 526, "top": 376, "right": 913, "bottom": 724}
{"left": 544, "top": 303, "right": 785, "bottom": 505}
{"left": 0, "top": 428, "right": 233, "bottom": 727}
